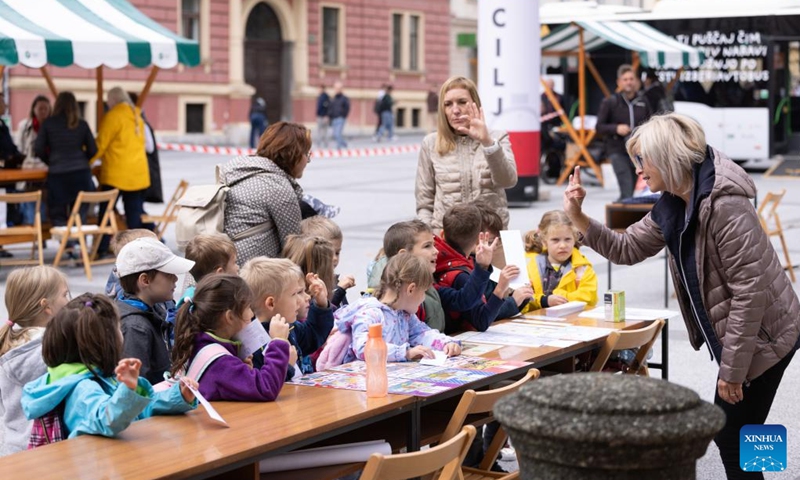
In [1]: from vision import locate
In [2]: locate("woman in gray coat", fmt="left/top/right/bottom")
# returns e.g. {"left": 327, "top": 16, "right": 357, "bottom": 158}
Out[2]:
{"left": 219, "top": 122, "right": 312, "bottom": 265}
{"left": 564, "top": 113, "right": 799, "bottom": 479}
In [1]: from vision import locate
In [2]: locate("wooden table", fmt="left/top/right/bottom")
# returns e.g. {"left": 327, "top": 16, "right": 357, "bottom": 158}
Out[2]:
{"left": 0, "top": 168, "right": 47, "bottom": 185}
{"left": 0, "top": 312, "right": 659, "bottom": 480}
{"left": 0, "top": 385, "right": 415, "bottom": 480}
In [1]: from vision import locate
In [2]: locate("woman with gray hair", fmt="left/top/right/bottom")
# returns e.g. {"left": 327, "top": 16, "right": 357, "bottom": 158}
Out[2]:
{"left": 91, "top": 87, "right": 152, "bottom": 255}
{"left": 564, "top": 113, "right": 799, "bottom": 479}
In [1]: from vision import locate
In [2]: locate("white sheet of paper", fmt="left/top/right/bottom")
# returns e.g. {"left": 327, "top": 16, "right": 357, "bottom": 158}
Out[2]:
{"left": 578, "top": 307, "right": 680, "bottom": 321}
{"left": 232, "top": 319, "right": 271, "bottom": 360}
{"left": 420, "top": 350, "right": 447, "bottom": 366}
{"left": 519, "top": 315, "right": 568, "bottom": 322}
{"left": 499, "top": 230, "right": 531, "bottom": 289}
{"left": 185, "top": 381, "right": 228, "bottom": 427}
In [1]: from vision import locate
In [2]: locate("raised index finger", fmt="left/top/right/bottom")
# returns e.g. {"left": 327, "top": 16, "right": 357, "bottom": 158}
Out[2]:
{"left": 573, "top": 166, "right": 581, "bottom": 185}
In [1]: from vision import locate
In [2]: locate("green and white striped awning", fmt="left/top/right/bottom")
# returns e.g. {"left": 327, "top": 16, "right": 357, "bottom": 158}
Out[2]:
{"left": 0, "top": 0, "right": 199, "bottom": 69}
{"left": 542, "top": 21, "right": 704, "bottom": 69}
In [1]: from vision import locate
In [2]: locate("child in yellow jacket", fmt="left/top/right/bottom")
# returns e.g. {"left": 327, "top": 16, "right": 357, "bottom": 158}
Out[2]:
{"left": 521, "top": 210, "right": 597, "bottom": 312}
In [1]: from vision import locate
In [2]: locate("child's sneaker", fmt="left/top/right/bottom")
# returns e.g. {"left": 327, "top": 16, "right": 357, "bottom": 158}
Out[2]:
{"left": 499, "top": 446, "right": 517, "bottom": 462}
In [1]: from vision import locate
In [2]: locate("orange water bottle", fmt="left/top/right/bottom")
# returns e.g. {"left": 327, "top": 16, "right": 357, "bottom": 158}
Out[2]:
{"left": 365, "top": 324, "right": 388, "bottom": 397}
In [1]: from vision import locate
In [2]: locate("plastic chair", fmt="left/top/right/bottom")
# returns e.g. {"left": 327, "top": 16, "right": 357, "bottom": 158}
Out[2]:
{"left": 50, "top": 189, "right": 120, "bottom": 280}
{"left": 590, "top": 319, "right": 665, "bottom": 376}
{"left": 437, "top": 368, "right": 540, "bottom": 480}
{"left": 0, "top": 190, "right": 44, "bottom": 266}
{"left": 141, "top": 179, "right": 189, "bottom": 239}
{"left": 757, "top": 189, "right": 795, "bottom": 283}
{"left": 359, "top": 425, "right": 477, "bottom": 480}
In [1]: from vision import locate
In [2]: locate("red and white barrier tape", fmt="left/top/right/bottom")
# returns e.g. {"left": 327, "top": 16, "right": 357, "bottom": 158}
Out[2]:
{"left": 157, "top": 143, "right": 421, "bottom": 158}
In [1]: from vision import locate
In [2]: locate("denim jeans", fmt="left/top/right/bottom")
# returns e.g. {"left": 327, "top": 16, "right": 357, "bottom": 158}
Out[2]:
{"left": 316, "top": 116, "right": 329, "bottom": 147}
{"left": 250, "top": 113, "right": 267, "bottom": 149}
{"left": 376, "top": 110, "right": 394, "bottom": 140}
{"left": 331, "top": 117, "right": 347, "bottom": 149}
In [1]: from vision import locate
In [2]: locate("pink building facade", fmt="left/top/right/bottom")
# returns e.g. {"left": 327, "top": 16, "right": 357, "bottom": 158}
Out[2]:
{"left": 7, "top": 0, "right": 450, "bottom": 144}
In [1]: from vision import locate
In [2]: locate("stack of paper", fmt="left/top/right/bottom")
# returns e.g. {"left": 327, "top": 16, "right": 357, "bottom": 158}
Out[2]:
{"left": 545, "top": 301, "right": 587, "bottom": 317}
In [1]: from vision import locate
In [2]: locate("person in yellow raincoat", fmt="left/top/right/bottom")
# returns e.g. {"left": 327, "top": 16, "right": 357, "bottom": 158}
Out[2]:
{"left": 520, "top": 210, "right": 598, "bottom": 312}
{"left": 91, "top": 87, "right": 152, "bottom": 254}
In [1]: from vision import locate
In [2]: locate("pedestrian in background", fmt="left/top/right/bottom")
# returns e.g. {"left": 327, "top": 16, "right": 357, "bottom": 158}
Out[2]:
{"left": 316, "top": 85, "right": 330, "bottom": 148}
{"left": 35, "top": 92, "right": 96, "bottom": 242}
{"left": 15, "top": 95, "right": 51, "bottom": 225}
{"left": 416, "top": 76, "right": 517, "bottom": 230}
{"left": 596, "top": 64, "right": 652, "bottom": 201}
{"left": 426, "top": 84, "right": 439, "bottom": 132}
{"left": 564, "top": 113, "right": 800, "bottom": 480}
{"left": 329, "top": 82, "right": 350, "bottom": 149}
{"left": 375, "top": 85, "right": 395, "bottom": 142}
{"left": 249, "top": 97, "right": 268, "bottom": 149}
{"left": 92, "top": 87, "right": 152, "bottom": 256}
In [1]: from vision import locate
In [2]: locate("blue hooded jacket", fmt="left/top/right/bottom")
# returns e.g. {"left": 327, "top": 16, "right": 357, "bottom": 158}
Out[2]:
{"left": 21, "top": 366, "right": 195, "bottom": 439}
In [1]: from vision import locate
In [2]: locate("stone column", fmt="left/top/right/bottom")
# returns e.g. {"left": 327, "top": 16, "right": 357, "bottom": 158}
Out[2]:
{"left": 494, "top": 373, "right": 725, "bottom": 480}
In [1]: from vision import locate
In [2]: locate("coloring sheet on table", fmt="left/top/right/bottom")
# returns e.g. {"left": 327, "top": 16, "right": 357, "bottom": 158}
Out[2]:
{"left": 291, "top": 356, "right": 531, "bottom": 396}
{"left": 460, "top": 342, "right": 501, "bottom": 356}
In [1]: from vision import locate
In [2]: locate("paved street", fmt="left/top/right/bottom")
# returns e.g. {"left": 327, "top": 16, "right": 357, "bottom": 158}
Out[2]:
{"left": 2, "top": 136, "right": 798, "bottom": 478}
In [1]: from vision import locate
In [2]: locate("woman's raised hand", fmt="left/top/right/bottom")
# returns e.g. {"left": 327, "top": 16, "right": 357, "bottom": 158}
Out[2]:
{"left": 456, "top": 103, "right": 493, "bottom": 147}
{"left": 563, "top": 166, "right": 587, "bottom": 218}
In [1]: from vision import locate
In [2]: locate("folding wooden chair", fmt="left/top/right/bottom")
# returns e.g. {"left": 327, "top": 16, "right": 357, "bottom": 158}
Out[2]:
{"left": 590, "top": 319, "right": 665, "bottom": 376}
{"left": 50, "top": 189, "right": 120, "bottom": 280}
{"left": 141, "top": 179, "right": 189, "bottom": 239}
{"left": 757, "top": 189, "right": 795, "bottom": 282}
{"left": 0, "top": 190, "right": 44, "bottom": 266}
{"left": 437, "top": 368, "right": 540, "bottom": 480}
{"left": 359, "top": 425, "right": 477, "bottom": 480}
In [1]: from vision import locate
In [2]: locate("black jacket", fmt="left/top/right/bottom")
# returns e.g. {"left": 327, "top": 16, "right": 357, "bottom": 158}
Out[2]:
{"left": 329, "top": 93, "right": 350, "bottom": 119}
{"left": 596, "top": 93, "right": 651, "bottom": 156}
{"left": 35, "top": 116, "right": 97, "bottom": 174}
{"left": 117, "top": 298, "right": 172, "bottom": 385}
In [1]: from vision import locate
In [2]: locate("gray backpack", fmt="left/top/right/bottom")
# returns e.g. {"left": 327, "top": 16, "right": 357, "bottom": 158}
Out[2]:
{"left": 175, "top": 166, "right": 272, "bottom": 251}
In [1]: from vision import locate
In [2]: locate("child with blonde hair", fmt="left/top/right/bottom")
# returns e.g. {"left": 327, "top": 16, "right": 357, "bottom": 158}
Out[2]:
{"left": 281, "top": 234, "right": 336, "bottom": 306}
{"left": 522, "top": 210, "right": 597, "bottom": 311}
{"left": 300, "top": 216, "right": 355, "bottom": 308}
{"left": 22, "top": 294, "right": 196, "bottom": 442}
{"left": 0, "top": 266, "right": 69, "bottom": 456}
{"left": 240, "top": 257, "right": 333, "bottom": 379}
{"left": 337, "top": 253, "right": 461, "bottom": 363}
{"left": 170, "top": 275, "right": 290, "bottom": 401}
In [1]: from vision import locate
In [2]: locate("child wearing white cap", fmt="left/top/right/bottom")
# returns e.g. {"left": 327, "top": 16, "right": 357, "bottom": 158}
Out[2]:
{"left": 115, "top": 238, "right": 195, "bottom": 384}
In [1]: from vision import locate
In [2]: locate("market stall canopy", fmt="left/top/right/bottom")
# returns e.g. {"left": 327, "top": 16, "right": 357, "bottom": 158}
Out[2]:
{"left": 541, "top": 21, "right": 705, "bottom": 69}
{"left": 0, "top": 0, "right": 199, "bottom": 69}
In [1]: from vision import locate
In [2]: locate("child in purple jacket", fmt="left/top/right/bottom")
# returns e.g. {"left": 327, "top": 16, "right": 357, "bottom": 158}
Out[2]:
{"left": 170, "top": 274, "right": 291, "bottom": 401}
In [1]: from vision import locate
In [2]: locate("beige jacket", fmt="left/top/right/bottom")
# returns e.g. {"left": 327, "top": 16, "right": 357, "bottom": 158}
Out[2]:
{"left": 584, "top": 149, "right": 799, "bottom": 383}
{"left": 415, "top": 131, "right": 517, "bottom": 230}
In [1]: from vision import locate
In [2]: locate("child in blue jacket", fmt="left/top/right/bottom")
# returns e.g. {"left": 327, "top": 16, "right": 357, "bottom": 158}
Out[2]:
{"left": 22, "top": 294, "right": 196, "bottom": 440}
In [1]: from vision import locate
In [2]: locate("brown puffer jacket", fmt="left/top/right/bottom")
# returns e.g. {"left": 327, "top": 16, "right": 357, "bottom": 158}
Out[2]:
{"left": 415, "top": 131, "right": 517, "bottom": 230}
{"left": 584, "top": 149, "right": 799, "bottom": 384}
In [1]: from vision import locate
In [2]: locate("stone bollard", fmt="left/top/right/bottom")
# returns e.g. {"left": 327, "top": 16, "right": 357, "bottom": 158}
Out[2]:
{"left": 494, "top": 373, "right": 725, "bottom": 480}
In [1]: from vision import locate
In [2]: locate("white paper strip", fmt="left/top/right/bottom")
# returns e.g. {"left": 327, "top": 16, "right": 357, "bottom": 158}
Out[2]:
{"left": 259, "top": 440, "right": 392, "bottom": 473}
{"left": 499, "top": 230, "right": 531, "bottom": 289}
{"left": 183, "top": 379, "right": 228, "bottom": 427}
